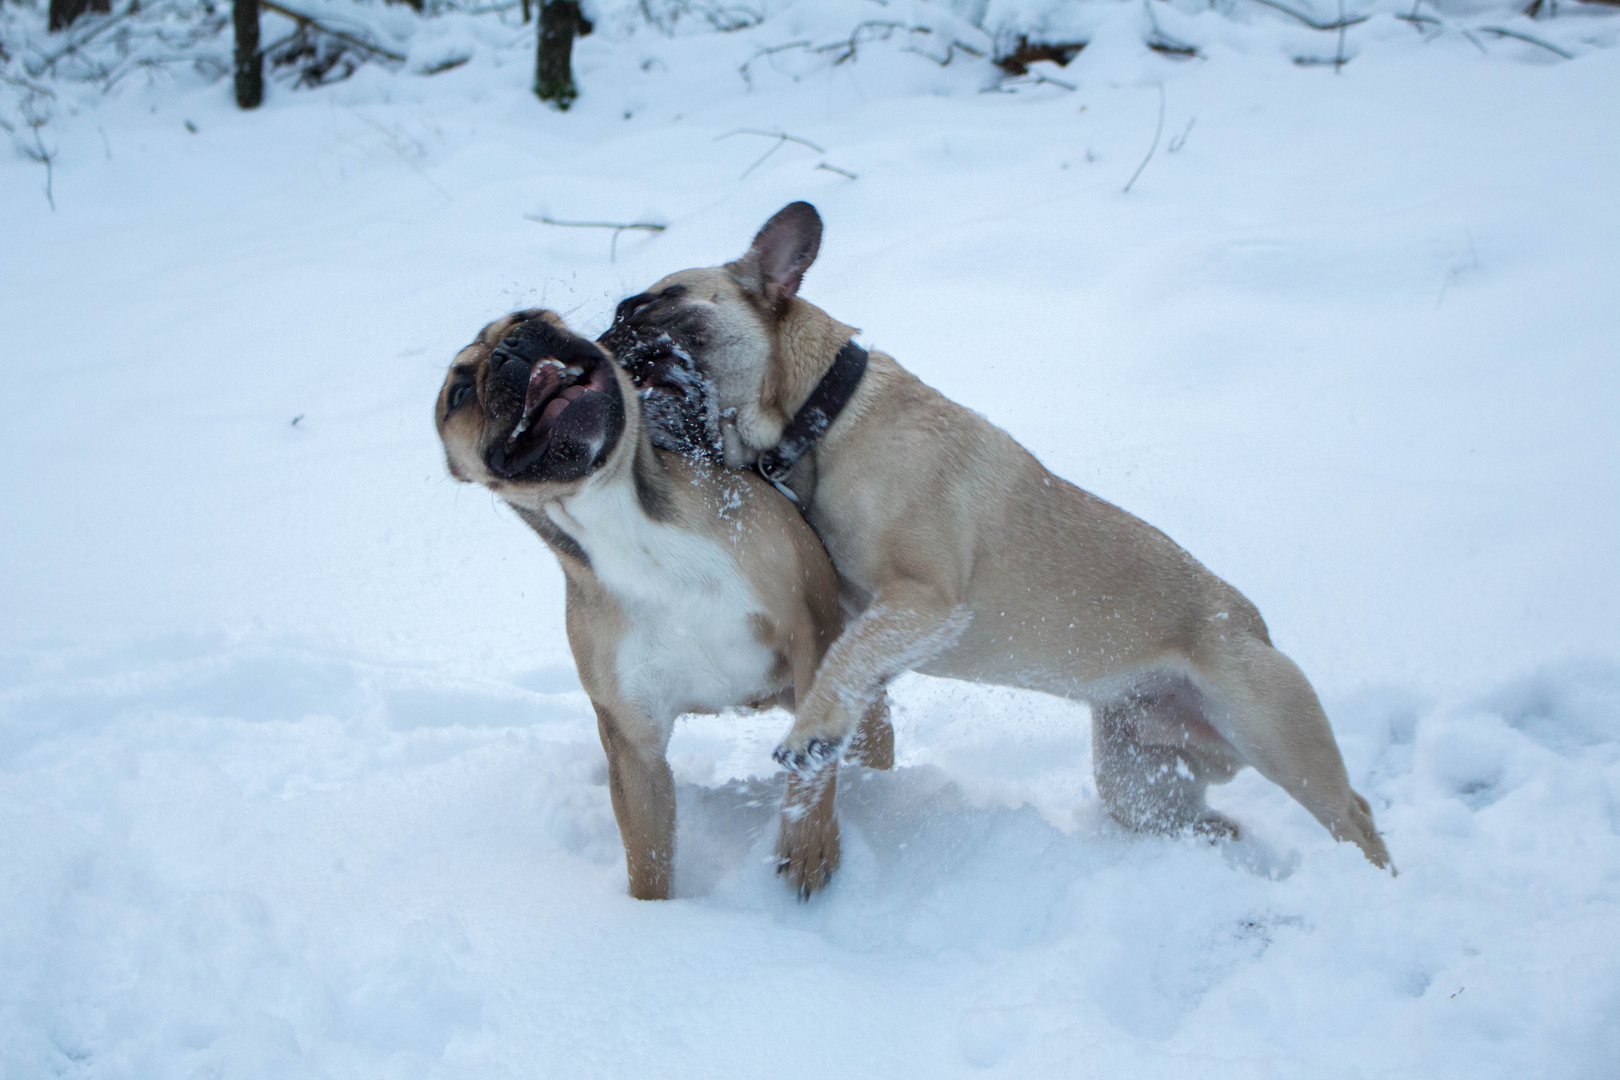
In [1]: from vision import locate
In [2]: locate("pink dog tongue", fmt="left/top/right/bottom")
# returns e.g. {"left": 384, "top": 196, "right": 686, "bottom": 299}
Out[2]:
{"left": 541, "top": 391, "right": 576, "bottom": 426}
{"left": 524, "top": 360, "right": 565, "bottom": 419}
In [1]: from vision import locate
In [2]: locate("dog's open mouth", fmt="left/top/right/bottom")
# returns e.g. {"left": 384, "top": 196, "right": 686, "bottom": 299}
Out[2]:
{"left": 499, "top": 356, "right": 613, "bottom": 472}
{"left": 484, "top": 324, "right": 619, "bottom": 479}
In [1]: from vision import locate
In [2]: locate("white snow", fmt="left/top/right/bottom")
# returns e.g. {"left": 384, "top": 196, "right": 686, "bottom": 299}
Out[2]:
{"left": 3, "top": 1, "right": 1618, "bottom": 1076}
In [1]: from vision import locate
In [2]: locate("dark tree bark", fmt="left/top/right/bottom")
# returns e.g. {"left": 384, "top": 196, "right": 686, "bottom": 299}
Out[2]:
{"left": 49, "top": 0, "right": 107, "bottom": 33}
{"left": 233, "top": 0, "right": 263, "bottom": 110}
{"left": 535, "top": 0, "right": 592, "bottom": 111}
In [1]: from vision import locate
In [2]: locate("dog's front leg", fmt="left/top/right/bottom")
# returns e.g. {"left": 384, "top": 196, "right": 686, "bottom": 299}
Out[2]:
{"left": 592, "top": 701, "right": 676, "bottom": 900}
{"left": 776, "top": 764, "right": 840, "bottom": 899}
{"left": 776, "top": 581, "right": 968, "bottom": 771}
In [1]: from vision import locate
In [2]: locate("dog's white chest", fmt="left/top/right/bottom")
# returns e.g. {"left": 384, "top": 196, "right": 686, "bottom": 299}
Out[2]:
{"left": 549, "top": 484, "right": 779, "bottom": 722}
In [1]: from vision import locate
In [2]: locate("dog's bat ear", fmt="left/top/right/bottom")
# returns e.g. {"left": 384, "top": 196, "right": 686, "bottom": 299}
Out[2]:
{"left": 732, "top": 201, "right": 822, "bottom": 306}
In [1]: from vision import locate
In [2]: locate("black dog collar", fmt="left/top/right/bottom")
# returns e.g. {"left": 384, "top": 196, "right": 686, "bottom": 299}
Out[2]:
{"left": 756, "top": 339, "right": 868, "bottom": 502}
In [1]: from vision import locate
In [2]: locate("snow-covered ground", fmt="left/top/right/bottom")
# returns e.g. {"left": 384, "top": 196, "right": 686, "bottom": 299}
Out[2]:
{"left": 3, "top": 1, "right": 1619, "bottom": 1076}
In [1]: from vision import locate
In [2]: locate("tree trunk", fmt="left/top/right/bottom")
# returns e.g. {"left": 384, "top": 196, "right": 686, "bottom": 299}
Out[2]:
{"left": 49, "top": 0, "right": 92, "bottom": 32}
{"left": 233, "top": 0, "right": 263, "bottom": 110}
{"left": 535, "top": 0, "right": 591, "bottom": 111}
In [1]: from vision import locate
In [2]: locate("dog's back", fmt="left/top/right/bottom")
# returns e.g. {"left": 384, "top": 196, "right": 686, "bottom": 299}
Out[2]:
{"left": 601, "top": 203, "right": 1392, "bottom": 871}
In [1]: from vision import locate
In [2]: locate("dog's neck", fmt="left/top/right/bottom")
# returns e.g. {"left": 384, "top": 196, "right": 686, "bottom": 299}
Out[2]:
{"left": 503, "top": 422, "right": 677, "bottom": 569}
{"left": 763, "top": 298, "right": 859, "bottom": 427}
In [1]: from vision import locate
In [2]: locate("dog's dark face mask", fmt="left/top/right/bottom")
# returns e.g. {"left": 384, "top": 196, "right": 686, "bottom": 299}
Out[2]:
{"left": 598, "top": 285, "right": 724, "bottom": 463}
{"left": 437, "top": 310, "right": 626, "bottom": 489}
{"left": 598, "top": 202, "right": 832, "bottom": 472}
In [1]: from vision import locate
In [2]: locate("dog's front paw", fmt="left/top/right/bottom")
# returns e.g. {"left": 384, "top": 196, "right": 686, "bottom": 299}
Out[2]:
{"left": 1192, "top": 811, "right": 1242, "bottom": 843}
{"left": 772, "top": 737, "right": 842, "bottom": 775}
{"left": 775, "top": 809, "right": 841, "bottom": 901}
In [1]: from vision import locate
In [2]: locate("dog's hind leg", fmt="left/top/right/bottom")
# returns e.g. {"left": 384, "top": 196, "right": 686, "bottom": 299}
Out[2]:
{"left": 1092, "top": 690, "right": 1242, "bottom": 841}
{"left": 1196, "top": 639, "right": 1394, "bottom": 871}
{"left": 593, "top": 701, "right": 677, "bottom": 900}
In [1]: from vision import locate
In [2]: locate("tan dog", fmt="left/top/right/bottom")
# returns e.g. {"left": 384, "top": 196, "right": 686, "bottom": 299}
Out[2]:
{"left": 599, "top": 204, "right": 1393, "bottom": 870}
{"left": 434, "top": 309, "right": 893, "bottom": 900}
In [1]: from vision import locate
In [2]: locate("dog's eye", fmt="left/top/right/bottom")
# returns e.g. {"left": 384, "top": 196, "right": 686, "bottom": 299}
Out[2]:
{"left": 448, "top": 382, "right": 474, "bottom": 410}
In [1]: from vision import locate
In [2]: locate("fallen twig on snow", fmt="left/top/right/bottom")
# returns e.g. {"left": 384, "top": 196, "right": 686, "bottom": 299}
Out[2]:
{"left": 737, "top": 40, "right": 811, "bottom": 88}
{"left": 1245, "top": 0, "right": 1369, "bottom": 31}
{"left": 739, "top": 23, "right": 986, "bottom": 88}
{"left": 815, "top": 20, "right": 909, "bottom": 65}
{"left": 903, "top": 34, "right": 984, "bottom": 67}
{"left": 18, "top": 101, "right": 56, "bottom": 211}
{"left": 1336, "top": 0, "right": 1350, "bottom": 69}
{"left": 1123, "top": 83, "right": 1166, "bottom": 194}
{"left": 1168, "top": 117, "right": 1195, "bottom": 153}
{"left": 103, "top": 53, "right": 230, "bottom": 91}
{"left": 38, "top": 0, "right": 168, "bottom": 74}
{"left": 1, "top": 72, "right": 58, "bottom": 98}
{"left": 1476, "top": 25, "right": 1574, "bottom": 58}
{"left": 525, "top": 215, "right": 667, "bottom": 262}
{"left": 717, "top": 128, "right": 824, "bottom": 178}
{"left": 258, "top": 0, "right": 407, "bottom": 63}
{"left": 717, "top": 128, "right": 824, "bottom": 151}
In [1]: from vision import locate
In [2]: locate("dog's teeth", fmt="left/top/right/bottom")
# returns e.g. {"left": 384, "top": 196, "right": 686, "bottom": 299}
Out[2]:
{"left": 565, "top": 366, "right": 583, "bottom": 378}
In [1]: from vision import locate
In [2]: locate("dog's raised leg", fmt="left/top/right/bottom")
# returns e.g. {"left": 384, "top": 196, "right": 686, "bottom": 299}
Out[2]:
{"left": 776, "top": 583, "right": 966, "bottom": 770}
{"left": 593, "top": 701, "right": 677, "bottom": 899}
{"left": 1198, "top": 640, "right": 1394, "bottom": 871}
